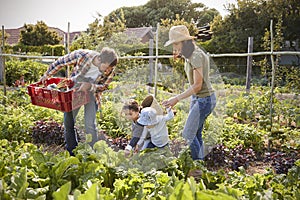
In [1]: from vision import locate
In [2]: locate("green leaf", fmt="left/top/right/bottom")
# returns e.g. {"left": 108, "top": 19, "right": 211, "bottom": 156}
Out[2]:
{"left": 52, "top": 181, "right": 71, "bottom": 200}
{"left": 78, "top": 183, "right": 98, "bottom": 200}
{"left": 196, "top": 190, "right": 237, "bottom": 200}
{"left": 54, "top": 157, "right": 80, "bottom": 180}
{"left": 11, "top": 167, "right": 28, "bottom": 199}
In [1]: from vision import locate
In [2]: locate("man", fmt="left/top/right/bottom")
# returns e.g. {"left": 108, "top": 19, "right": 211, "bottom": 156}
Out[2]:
{"left": 41, "top": 47, "right": 118, "bottom": 156}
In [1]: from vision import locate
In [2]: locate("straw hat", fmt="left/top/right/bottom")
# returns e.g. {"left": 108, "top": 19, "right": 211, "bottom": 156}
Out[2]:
{"left": 141, "top": 95, "right": 163, "bottom": 115}
{"left": 138, "top": 107, "right": 159, "bottom": 126}
{"left": 164, "top": 25, "right": 196, "bottom": 47}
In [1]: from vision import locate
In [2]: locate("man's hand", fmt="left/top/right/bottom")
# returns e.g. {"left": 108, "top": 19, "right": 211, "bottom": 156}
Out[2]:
{"left": 77, "top": 82, "right": 92, "bottom": 92}
{"left": 40, "top": 75, "right": 48, "bottom": 84}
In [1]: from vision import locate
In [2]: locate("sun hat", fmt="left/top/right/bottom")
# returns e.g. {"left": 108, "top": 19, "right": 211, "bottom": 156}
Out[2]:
{"left": 141, "top": 95, "right": 164, "bottom": 115}
{"left": 164, "top": 25, "right": 196, "bottom": 47}
{"left": 138, "top": 107, "right": 158, "bottom": 126}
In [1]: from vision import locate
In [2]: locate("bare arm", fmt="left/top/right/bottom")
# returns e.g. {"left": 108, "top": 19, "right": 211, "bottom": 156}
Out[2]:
{"left": 137, "top": 127, "right": 149, "bottom": 147}
{"left": 162, "top": 67, "right": 203, "bottom": 107}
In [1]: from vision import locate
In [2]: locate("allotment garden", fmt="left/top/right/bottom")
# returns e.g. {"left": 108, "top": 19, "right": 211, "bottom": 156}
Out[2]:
{"left": 0, "top": 58, "right": 299, "bottom": 199}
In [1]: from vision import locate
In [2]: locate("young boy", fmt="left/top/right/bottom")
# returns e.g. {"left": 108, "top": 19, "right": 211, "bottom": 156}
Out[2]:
{"left": 122, "top": 99, "right": 150, "bottom": 156}
{"left": 137, "top": 106, "right": 174, "bottom": 149}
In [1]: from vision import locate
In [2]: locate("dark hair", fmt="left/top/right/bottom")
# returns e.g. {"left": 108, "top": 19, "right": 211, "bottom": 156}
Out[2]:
{"left": 99, "top": 47, "right": 118, "bottom": 67}
{"left": 122, "top": 99, "right": 140, "bottom": 113}
{"left": 181, "top": 40, "right": 195, "bottom": 58}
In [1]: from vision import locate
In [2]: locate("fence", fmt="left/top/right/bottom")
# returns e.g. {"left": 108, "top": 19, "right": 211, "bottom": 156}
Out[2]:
{"left": 1, "top": 21, "right": 299, "bottom": 141}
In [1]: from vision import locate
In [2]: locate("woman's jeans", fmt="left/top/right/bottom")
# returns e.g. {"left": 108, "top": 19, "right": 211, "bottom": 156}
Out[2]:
{"left": 64, "top": 92, "right": 98, "bottom": 156}
{"left": 182, "top": 93, "right": 216, "bottom": 160}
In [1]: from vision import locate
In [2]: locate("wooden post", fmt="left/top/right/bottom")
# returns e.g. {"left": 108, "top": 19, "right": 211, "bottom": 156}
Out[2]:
{"left": 0, "top": 36, "right": 2, "bottom": 82}
{"left": 67, "top": 22, "right": 70, "bottom": 54}
{"left": 149, "top": 39, "right": 154, "bottom": 86}
{"left": 1, "top": 25, "right": 6, "bottom": 97}
{"left": 268, "top": 20, "right": 275, "bottom": 151}
{"left": 154, "top": 23, "right": 159, "bottom": 98}
{"left": 66, "top": 22, "right": 70, "bottom": 77}
{"left": 246, "top": 37, "right": 253, "bottom": 93}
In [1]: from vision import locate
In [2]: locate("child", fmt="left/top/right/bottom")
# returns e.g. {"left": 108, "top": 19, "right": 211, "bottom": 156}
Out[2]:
{"left": 122, "top": 99, "right": 150, "bottom": 156}
{"left": 137, "top": 106, "right": 174, "bottom": 149}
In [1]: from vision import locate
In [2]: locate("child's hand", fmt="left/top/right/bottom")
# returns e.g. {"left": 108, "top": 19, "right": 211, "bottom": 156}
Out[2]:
{"left": 134, "top": 145, "right": 139, "bottom": 153}
{"left": 124, "top": 149, "right": 131, "bottom": 157}
{"left": 166, "top": 107, "right": 172, "bottom": 112}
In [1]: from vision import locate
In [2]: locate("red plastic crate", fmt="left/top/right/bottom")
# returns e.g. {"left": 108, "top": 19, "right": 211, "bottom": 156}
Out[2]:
{"left": 27, "top": 77, "right": 90, "bottom": 112}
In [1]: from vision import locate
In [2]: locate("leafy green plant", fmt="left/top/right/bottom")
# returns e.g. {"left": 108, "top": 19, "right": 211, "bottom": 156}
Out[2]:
{"left": 5, "top": 59, "right": 48, "bottom": 86}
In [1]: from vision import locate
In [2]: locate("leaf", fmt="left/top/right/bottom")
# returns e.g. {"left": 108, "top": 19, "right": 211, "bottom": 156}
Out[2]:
{"left": 196, "top": 190, "right": 237, "bottom": 200}
{"left": 54, "top": 157, "right": 80, "bottom": 180}
{"left": 32, "top": 151, "right": 47, "bottom": 163}
{"left": 168, "top": 181, "right": 184, "bottom": 199}
{"left": 181, "top": 181, "right": 195, "bottom": 200}
{"left": 52, "top": 181, "right": 71, "bottom": 200}
{"left": 10, "top": 167, "right": 29, "bottom": 199}
{"left": 78, "top": 183, "right": 98, "bottom": 200}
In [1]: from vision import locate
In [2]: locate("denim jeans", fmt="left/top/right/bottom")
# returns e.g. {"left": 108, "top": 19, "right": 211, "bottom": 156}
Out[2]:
{"left": 64, "top": 92, "right": 98, "bottom": 156}
{"left": 182, "top": 93, "right": 216, "bottom": 160}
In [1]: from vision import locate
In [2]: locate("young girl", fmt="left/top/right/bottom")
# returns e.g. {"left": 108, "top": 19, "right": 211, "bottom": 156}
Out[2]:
{"left": 122, "top": 99, "right": 150, "bottom": 156}
{"left": 137, "top": 106, "right": 174, "bottom": 149}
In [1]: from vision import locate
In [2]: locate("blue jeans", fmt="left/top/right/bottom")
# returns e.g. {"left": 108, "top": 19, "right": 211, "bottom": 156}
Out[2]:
{"left": 64, "top": 92, "right": 98, "bottom": 156}
{"left": 183, "top": 93, "right": 216, "bottom": 160}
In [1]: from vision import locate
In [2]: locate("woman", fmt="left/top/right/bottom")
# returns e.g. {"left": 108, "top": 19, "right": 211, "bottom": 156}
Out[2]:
{"left": 162, "top": 25, "right": 216, "bottom": 160}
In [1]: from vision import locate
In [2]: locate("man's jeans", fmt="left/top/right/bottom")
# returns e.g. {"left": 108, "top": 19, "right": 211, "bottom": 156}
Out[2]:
{"left": 64, "top": 92, "right": 98, "bottom": 156}
{"left": 182, "top": 93, "right": 216, "bottom": 160}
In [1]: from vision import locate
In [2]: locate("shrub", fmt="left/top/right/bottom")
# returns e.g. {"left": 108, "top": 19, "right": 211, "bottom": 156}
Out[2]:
{"left": 5, "top": 59, "right": 48, "bottom": 86}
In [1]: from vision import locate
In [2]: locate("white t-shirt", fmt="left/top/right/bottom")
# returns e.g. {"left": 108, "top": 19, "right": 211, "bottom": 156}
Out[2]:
{"left": 138, "top": 108, "right": 174, "bottom": 148}
{"left": 84, "top": 63, "right": 101, "bottom": 81}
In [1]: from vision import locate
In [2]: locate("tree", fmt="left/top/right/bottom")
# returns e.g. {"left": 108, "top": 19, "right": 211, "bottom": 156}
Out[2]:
{"left": 70, "top": 16, "right": 103, "bottom": 51}
{"left": 101, "top": 10, "right": 126, "bottom": 40}
{"left": 70, "top": 11, "right": 126, "bottom": 51}
{"left": 111, "top": 0, "right": 219, "bottom": 28}
{"left": 19, "top": 21, "right": 62, "bottom": 46}
{"left": 208, "top": 0, "right": 300, "bottom": 54}
{"left": 0, "top": 31, "right": 9, "bottom": 45}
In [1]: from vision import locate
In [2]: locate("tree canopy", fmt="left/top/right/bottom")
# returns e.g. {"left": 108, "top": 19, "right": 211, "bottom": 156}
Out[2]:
{"left": 207, "top": 0, "right": 300, "bottom": 53}
{"left": 19, "top": 21, "right": 62, "bottom": 46}
{"left": 111, "top": 0, "right": 219, "bottom": 28}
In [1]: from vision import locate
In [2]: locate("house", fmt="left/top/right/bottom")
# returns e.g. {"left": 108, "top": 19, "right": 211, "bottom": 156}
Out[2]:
{"left": 4, "top": 26, "right": 82, "bottom": 45}
{"left": 279, "top": 39, "right": 300, "bottom": 65}
{"left": 124, "top": 27, "right": 154, "bottom": 43}
{"left": 197, "top": 25, "right": 212, "bottom": 42}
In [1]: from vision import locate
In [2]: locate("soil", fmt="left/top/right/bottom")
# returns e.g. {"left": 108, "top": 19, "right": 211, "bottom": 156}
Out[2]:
{"left": 36, "top": 130, "right": 283, "bottom": 177}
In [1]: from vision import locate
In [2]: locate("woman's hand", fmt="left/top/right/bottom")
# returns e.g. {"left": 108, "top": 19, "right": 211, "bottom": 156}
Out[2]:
{"left": 162, "top": 96, "right": 179, "bottom": 108}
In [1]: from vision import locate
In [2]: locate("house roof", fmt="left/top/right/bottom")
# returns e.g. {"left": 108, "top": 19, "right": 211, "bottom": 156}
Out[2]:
{"left": 5, "top": 27, "right": 23, "bottom": 45}
{"left": 4, "top": 26, "right": 82, "bottom": 45}
{"left": 124, "top": 27, "right": 154, "bottom": 42}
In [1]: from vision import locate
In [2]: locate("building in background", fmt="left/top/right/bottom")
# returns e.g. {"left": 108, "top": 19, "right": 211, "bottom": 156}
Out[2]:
{"left": 4, "top": 26, "right": 81, "bottom": 46}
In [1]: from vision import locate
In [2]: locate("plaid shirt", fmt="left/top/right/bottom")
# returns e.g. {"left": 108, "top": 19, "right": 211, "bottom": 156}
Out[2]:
{"left": 45, "top": 49, "right": 115, "bottom": 106}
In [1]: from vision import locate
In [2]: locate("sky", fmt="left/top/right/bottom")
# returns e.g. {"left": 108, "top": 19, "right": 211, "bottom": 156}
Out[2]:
{"left": 0, "top": 0, "right": 236, "bottom": 32}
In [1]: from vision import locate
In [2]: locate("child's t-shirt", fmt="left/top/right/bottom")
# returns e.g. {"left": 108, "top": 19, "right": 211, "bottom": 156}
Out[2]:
{"left": 138, "top": 108, "right": 174, "bottom": 148}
